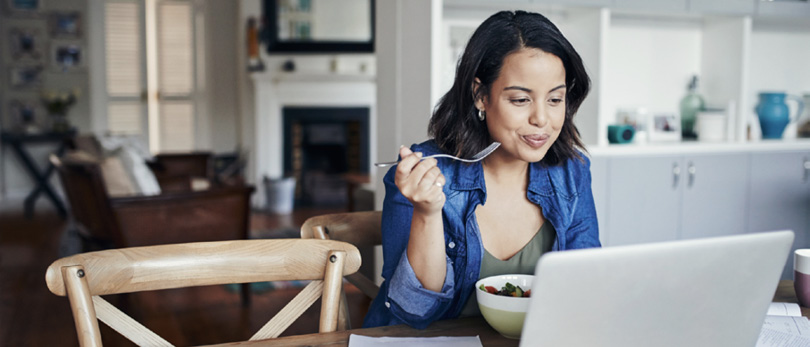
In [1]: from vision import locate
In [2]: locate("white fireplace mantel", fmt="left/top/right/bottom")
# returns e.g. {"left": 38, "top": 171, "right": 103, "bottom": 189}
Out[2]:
{"left": 250, "top": 71, "right": 377, "bottom": 208}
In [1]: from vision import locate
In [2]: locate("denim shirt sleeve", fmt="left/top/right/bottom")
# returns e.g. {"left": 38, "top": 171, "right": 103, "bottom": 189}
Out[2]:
{"left": 378, "top": 164, "right": 456, "bottom": 328}
{"left": 566, "top": 155, "right": 602, "bottom": 249}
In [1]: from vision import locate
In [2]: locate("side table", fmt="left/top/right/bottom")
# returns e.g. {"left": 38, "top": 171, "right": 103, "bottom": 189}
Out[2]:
{"left": 1, "top": 130, "right": 76, "bottom": 218}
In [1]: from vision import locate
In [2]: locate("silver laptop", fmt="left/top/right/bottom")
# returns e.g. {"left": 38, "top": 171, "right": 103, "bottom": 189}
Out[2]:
{"left": 520, "top": 231, "right": 794, "bottom": 347}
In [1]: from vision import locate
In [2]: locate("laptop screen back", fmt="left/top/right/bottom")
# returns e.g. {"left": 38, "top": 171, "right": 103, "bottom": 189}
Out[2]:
{"left": 520, "top": 231, "right": 794, "bottom": 347}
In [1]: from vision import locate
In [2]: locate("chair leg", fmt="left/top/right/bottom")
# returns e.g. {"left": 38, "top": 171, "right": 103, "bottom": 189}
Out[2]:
{"left": 241, "top": 283, "right": 251, "bottom": 307}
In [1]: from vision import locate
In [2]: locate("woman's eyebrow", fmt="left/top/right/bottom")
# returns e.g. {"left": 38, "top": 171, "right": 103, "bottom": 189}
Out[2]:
{"left": 503, "top": 86, "right": 532, "bottom": 92}
{"left": 503, "top": 84, "right": 566, "bottom": 93}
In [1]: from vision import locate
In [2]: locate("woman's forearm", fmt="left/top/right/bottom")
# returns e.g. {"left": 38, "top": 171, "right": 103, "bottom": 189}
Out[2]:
{"left": 406, "top": 210, "right": 447, "bottom": 292}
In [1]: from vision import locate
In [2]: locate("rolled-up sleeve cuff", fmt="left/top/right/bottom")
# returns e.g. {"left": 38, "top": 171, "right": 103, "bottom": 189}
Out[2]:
{"left": 387, "top": 251, "right": 455, "bottom": 318}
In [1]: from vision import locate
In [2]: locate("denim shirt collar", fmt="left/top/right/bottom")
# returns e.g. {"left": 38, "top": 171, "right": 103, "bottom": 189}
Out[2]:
{"left": 446, "top": 159, "right": 555, "bottom": 198}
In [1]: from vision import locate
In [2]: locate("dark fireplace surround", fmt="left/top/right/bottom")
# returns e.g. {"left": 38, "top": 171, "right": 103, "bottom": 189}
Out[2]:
{"left": 283, "top": 107, "right": 370, "bottom": 207}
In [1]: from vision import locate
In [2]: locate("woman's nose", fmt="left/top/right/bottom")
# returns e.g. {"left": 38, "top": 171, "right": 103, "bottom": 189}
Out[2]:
{"left": 529, "top": 105, "right": 549, "bottom": 127}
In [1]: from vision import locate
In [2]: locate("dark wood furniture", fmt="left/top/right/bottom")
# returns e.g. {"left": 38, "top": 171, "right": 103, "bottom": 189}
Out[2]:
{"left": 0, "top": 130, "right": 77, "bottom": 218}
{"left": 147, "top": 152, "right": 213, "bottom": 192}
{"left": 209, "top": 280, "right": 810, "bottom": 346}
{"left": 51, "top": 154, "right": 254, "bottom": 249}
{"left": 210, "top": 316, "right": 517, "bottom": 347}
{"left": 51, "top": 147, "right": 255, "bottom": 305}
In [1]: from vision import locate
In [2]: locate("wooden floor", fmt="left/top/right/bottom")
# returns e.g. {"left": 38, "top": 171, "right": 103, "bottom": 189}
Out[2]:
{"left": 0, "top": 200, "right": 372, "bottom": 346}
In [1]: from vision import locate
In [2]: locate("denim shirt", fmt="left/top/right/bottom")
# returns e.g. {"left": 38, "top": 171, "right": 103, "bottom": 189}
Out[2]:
{"left": 362, "top": 140, "right": 601, "bottom": 329}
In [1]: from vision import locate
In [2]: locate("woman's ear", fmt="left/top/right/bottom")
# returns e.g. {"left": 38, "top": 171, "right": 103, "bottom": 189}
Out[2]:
{"left": 472, "top": 78, "right": 486, "bottom": 110}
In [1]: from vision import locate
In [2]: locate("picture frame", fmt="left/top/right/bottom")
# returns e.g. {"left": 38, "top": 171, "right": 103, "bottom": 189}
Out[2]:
{"left": 647, "top": 112, "right": 682, "bottom": 142}
{"left": 8, "top": 65, "right": 43, "bottom": 89}
{"left": 4, "top": 0, "right": 41, "bottom": 16}
{"left": 7, "top": 98, "right": 45, "bottom": 133}
{"left": 263, "top": 0, "right": 375, "bottom": 53}
{"left": 50, "top": 40, "right": 85, "bottom": 72}
{"left": 49, "top": 11, "right": 81, "bottom": 38}
{"left": 8, "top": 27, "right": 44, "bottom": 62}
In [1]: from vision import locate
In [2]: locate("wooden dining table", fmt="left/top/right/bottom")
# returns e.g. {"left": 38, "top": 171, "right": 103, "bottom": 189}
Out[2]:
{"left": 210, "top": 280, "right": 808, "bottom": 346}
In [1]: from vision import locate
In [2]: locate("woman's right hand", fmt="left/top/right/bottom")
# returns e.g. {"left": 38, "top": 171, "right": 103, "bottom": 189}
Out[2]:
{"left": 394, "top": 146, "right": 446, "bottom": 216}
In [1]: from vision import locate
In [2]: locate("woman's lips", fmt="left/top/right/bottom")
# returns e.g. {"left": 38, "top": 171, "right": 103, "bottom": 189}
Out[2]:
{"left": 522, "top": 134, "right": 550, "bottom": 148}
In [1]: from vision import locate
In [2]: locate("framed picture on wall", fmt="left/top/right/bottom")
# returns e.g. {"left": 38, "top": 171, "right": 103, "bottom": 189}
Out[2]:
{"left": 49, "top": 11, "right": 81, "bottom": 38}
{"left": 7, "top": 98, "right": 45, "bottom": 133}
{"left": 8, "top": 27, "right": 44, "bottom": 62}
{"left": 3, "top": 0, "right": 41, "bottom": 16}
{"left": 50, "top": 40, "right": 85, "bottom": 72}
{"left": 8, "top": 65, "right": 43, "bottom": 89}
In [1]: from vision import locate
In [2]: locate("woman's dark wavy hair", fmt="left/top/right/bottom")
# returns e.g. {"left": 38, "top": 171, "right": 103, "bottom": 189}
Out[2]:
{"left": 428, "top": 10, "right": 590, "bottom": 166}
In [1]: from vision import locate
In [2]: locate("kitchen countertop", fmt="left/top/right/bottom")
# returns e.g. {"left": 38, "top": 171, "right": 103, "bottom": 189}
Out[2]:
{"left": 588, "top": 138, "right": 810, "bottom": 157}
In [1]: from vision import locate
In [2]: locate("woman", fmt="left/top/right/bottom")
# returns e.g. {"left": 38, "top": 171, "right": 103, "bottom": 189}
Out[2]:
{"left": 363, "top": 10, "right": 601, "bottom": 329}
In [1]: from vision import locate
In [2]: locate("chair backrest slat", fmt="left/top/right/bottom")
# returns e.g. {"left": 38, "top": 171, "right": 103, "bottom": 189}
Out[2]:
{"left": 250, "top": 280, "right": 324, "bottom": 340}
{"left": 93, "top": 296, "right": 172, "bottom": 347}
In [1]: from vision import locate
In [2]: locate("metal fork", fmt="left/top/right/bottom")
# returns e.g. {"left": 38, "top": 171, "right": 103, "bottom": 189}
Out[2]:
{"left": 374, "top": 142, "right": 501, "bottom": 168}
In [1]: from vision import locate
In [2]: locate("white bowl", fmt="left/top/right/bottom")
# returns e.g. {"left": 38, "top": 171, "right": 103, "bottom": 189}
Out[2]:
{"left": 475, "top": 274, "right": 533, "bottom": 339}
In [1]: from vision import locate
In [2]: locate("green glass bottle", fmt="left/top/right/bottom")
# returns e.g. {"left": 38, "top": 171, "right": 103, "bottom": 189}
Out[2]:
{"left": 680, "top": 75, "right": 704, "bottom": 139}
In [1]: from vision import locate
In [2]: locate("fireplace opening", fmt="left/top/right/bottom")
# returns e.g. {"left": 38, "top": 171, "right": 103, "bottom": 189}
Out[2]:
{"left": 283, "top": 107, "right": 369, "bottom": 207}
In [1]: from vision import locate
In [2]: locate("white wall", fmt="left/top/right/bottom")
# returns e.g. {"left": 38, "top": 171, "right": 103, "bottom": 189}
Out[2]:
{"left": 605, "top": 15, "right": 703, "bottom": 124}
{"left": 204, "top": 0, "right": 240, "bottom": 152}
{"left": 375, "top": 0, "right": 443, "bottom": 209}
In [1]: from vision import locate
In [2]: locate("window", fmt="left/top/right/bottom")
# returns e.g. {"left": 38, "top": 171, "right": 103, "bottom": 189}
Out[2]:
{"left": 100, "top": 0, "right": 200, "bottom": 153}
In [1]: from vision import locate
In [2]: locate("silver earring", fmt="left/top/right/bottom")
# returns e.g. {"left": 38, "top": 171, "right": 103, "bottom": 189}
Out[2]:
{"left": 478, "top": 109, "right": 486, "bottom": 121}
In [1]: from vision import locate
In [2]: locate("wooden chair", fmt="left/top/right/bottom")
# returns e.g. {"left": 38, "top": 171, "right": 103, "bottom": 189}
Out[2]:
{"left": 300, "top": 211, "right": 382, "bottom": 329}
{"left": 45, "top": 239, "right": 361, "bottom": 347}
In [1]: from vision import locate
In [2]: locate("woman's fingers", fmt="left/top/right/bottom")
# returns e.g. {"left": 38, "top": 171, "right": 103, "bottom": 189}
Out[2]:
{"left": 395, "top": 147, "right": 422, "bottom": 180}
{"left": 392, "top": 146, "right": 446, "bottom": 214}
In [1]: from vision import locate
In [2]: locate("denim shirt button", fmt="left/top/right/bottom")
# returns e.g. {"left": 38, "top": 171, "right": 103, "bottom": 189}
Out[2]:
{"left": 448, "top": 241, "right": 456, "bottom": 249}
{"left": 385, "top": 301, "right": 391, "bottom": 309}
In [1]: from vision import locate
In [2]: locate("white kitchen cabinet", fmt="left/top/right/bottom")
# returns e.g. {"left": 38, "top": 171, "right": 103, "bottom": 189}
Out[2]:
{"left": 680, "top": 153, "right": 750, "bottom": 239}
{"left": 605, "top": 155, "right": 682, "bottom": 246}
{"left": 612, "top": 0, "right": 688, "bottom": 12}
{"left": 602, "top": 152, "right": 749, "bottom": 246}
{"left": 756, "top": 0, "right": 810, "bottom": 18}
{"left": 688, "top": 0, "right": 754, "bottom": 15}
{"left": 748, "top": 151, "right": 810, "bottom": 280}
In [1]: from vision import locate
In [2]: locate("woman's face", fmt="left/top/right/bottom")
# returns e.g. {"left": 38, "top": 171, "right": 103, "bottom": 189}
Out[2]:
{"left": 476, "top": 47, "right": 566, "bottom": 164}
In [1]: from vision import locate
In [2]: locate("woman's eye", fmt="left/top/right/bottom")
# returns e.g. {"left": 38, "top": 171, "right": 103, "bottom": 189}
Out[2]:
{"left": 548, "top": 97, "right": 564, "bottom": 105}
{"left": 511, "top": 98, "right": 530, "bottom": 105}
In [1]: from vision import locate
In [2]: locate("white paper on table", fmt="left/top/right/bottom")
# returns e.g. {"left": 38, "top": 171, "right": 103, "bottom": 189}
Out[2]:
{"left": 756, "top": 328, "right": 810, "bottom": 347}
{"left": 348, "top": 334, "right": 483, "bottom": 347}
{"left": 767, "top": 303, "right": 803, "bottom": 317}
{"left": 760, "top": 316, "right": 810, "bottom": 336}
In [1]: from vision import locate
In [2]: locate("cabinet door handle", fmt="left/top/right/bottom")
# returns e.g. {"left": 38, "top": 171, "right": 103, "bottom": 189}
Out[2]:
{"left": 673, "top": 162, "right": 681, "bottom": 189}
{"left": 804, "top": 157, "right": 809, "bottom": 183}
{"left": 687, "top": 162, "right": 696, "bottom": 188}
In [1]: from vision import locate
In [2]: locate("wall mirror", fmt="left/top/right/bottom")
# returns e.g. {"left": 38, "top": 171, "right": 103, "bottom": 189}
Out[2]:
{"left": 264, "top": 0, "right": 374, "bottom": 53}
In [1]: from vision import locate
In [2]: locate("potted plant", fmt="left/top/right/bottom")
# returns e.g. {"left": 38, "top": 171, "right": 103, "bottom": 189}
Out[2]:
{"left": 41, "top": 88, "right": 79, "bottom": 132}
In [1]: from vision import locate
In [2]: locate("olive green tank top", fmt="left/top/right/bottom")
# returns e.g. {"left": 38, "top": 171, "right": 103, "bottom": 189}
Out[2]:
{"left": 460, "top": 222, "right": 556, "bottom": 317}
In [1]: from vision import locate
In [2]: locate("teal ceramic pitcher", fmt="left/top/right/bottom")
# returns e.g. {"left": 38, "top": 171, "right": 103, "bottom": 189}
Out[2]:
{"left": 756, "top": 92, "right": 805, "bottom": 139}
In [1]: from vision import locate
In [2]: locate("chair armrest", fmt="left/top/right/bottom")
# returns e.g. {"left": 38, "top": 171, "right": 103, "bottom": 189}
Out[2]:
{"left": 110, "top": 186, "right": 255, "bottom": 247}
